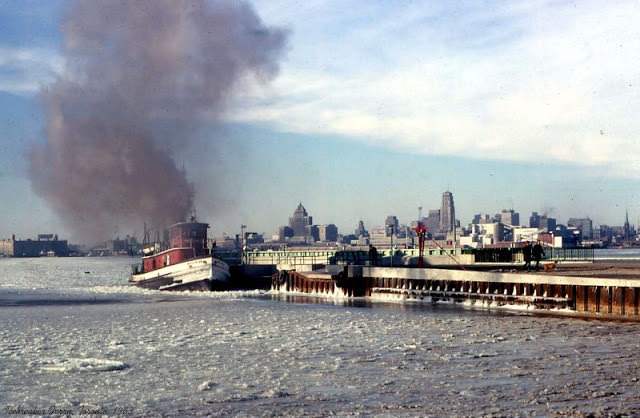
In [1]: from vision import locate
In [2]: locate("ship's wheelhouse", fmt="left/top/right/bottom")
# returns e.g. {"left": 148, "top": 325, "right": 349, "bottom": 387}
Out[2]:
{"left": 141, "top": 221, "right": 210, "bottom": 272}
{"left": 169, "top": 221, "right": 209, "bottom": 257}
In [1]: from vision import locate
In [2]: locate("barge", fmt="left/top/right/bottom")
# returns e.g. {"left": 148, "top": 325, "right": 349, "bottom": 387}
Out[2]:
{"left": 272, "top": 262, "right": 640, "bottom": 320}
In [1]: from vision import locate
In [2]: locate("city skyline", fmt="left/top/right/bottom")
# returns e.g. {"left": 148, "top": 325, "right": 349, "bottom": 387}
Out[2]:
{"left": 217, "top": 192, "right": 631, "bottom": 246}
{"left": 264, "top": 194, "right": 632, "bottom": 238}
{"left": 0, "top": 190, "right": 635, "bottom": 245}
{"left": 2, "top": 1, "right": 640, "bottom": 243}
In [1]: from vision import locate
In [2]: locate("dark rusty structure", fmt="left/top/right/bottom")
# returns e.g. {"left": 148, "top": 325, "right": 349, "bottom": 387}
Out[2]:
{"left": 272, "top": 264, "right": 640, "bottom": 320}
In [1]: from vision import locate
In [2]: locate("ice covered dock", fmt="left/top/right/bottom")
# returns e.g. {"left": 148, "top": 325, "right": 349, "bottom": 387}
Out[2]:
{"left": 271, "top": 261, "right": 640, "bottom": 320}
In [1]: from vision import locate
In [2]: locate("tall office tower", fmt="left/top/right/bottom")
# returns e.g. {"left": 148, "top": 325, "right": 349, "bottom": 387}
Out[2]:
{"left": 473, "top": 213, "right": 492, "bottom": 224}
{"left": 501, "top": 209, "right": 520, "bottom": 226}
{"left": 355, "top": 220, "right": 368, "bottom": 237}
{"left": 531, "top": 212, "right": 556, "bottom": 232}
{"left": 289, "top": 203, "right": 313, "bottom": 236}
{"left": 278, "top": 226, "right": 294, "bottom": 242}
{"left": 539, "top": 216, "right": 556, "bottom": 232}
{"left": 425, "top": 209, "right": 440, "bottom": 233}
{"left": 530, "top": 212, "right": 540, "bottom": 228}
{"left": 385, "top": 215, "right": 399, "bottom": 237}
{"left": 439, "top": 191, "right": 456, "bottom": 233}
{"left": 318, "top": 224, "right": 338, "bottom": 242}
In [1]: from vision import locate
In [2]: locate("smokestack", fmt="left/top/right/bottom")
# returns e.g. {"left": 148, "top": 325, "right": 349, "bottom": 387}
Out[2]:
{"left": 29, "top": 0, "right": 287, "bottom": 243}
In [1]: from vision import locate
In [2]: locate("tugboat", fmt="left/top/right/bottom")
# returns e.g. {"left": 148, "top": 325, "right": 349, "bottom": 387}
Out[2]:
{"left": 130, "top": 217, "right": 230, "bottom": 291}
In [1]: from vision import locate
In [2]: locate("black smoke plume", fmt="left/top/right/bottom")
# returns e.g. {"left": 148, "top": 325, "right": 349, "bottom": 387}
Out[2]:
{"left": 29, "top": 0, "right": 287, "bottom": 243}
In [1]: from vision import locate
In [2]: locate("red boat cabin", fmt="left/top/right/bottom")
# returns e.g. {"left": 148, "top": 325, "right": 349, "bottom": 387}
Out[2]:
{"left": 142, "top": 221, "right": 210, "bottom": 272}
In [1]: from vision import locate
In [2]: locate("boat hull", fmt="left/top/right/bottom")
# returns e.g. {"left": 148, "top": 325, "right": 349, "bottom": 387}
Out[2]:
{"left": 130, "top": 256, "right": 230, "bottom": 291}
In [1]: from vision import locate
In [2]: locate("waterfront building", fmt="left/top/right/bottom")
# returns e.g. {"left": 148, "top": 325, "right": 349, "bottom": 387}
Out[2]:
{"left": 482, "top": 222, "right": 504, "bottom": 243}
{"left": 459, "top": 235, "right": 476, "bottom": 248}
{"left": 512, "top": 227, "right": 540, "bottom": 243}
{"left": 244, "top": 232, "right": 264, "bottom": 245}
{"left": 568, "top": 217, "right": 593, "bottom": 240}
{"left": 555, "top": 224, "right": 581, "bottom": 247}
{"left": 211, "top": 235, "right": 239, "bottom": 251}
{"left": 471, "top": 222, "right": 504, "bottom": 247}
{"left": 598, "top": 224, "right": 634, "bottom": 246}
{"left": 0, "top": 234, "right": 69, "bottom": 257}
{"left": 105, "top": 238, "right": 131, "bottom": 254}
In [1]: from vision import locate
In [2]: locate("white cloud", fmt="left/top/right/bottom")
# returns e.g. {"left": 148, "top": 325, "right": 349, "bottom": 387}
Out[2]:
{"left": 239, "top": 0, "right": 640, "bottom": 175}
{"left": 0, "top": 46, "right": 64, "bottom": 96}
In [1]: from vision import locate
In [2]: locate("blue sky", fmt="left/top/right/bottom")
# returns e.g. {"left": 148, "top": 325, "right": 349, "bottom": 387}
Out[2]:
{"left": 2, "top": 0, "right": 640, "bottom": 241}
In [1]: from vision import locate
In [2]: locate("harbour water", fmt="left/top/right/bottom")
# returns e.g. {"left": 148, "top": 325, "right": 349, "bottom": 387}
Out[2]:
{"left": 594, "top": 247, "right": 640, "bottom": 260}
{"left": 1, "top": 256, "right": 639, "bottom": 416}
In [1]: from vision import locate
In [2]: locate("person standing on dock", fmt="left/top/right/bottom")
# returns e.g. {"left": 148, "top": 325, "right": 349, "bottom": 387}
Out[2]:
{"left": 368, "top": 244, "right": 378, "bottom": 266}
{"left": 532, "top": 240, "right": 545, "bottom": 271}
{"left": 522, "top": 241, "right": 532, "bottom": 272}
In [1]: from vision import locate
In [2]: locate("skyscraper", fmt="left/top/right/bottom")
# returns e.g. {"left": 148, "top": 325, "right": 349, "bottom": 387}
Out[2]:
{"left": 425, "top": 209, "right": 440, "bottom": 233}
{"left": 500, "top": 209, "right": 520, "bottom": 226}
{"left": 439, "top": 191, "right": 455, "bottom": 233}
{"left": 289, "top": 203, "right": 313, "bottom": 237}
{"left": 317, "top": 224, "right": 338, "bottom": 242}
{"left": 529, "top": 212, "right": 540, "bottom": 228}
{"left": 355, "top": 220, "right": 368, "bottom": 237}
{"left": 385, "top": 215, "right": 399, "bottom": 237}
{"left": 540, "top": 216, "right": 556, "bottom": 232}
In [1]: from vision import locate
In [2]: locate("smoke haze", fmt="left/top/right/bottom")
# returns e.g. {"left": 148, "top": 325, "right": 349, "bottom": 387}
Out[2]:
{"left": 29, "top": 0, "right": 287, "bottom": 243}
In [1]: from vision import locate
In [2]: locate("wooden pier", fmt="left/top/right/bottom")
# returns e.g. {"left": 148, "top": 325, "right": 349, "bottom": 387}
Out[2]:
{"left": 271, "top": 261, "right": 640, "bottom": 320}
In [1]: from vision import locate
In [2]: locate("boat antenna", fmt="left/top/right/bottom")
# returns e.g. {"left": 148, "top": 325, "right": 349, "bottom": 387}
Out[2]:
{"left": 143, "top": 222, "right": 150, "bottom": 245}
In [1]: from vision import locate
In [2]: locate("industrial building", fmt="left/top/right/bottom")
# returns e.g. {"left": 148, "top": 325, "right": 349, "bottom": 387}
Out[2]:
{"left": 0, "top": 234, "right": 69, "bottom": 257}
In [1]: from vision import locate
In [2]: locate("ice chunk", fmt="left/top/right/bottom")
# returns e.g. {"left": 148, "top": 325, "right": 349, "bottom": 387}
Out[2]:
{"left": 30, "top": 357, "right": 128, "bottom": 372}
{"left": 198, "top": 380, "right": 218, "bottom": 391}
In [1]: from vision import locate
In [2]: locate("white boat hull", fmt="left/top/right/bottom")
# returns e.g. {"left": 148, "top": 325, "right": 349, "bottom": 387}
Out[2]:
{"left": 130, "top": 256, "right": 230, "bottom": 291}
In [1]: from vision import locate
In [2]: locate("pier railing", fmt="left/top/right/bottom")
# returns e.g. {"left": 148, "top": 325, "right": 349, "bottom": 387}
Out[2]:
{"left": 241, "top": 249, "right": 335, "bottom": 266}
{"left": 545, "top": 247, "right": 595, "bottom": 262}
{"left": 240, "top": 246, "right": 594, "bottom": 267}
{"left": 242, "top": 248, "right": 466, "bottom": 267}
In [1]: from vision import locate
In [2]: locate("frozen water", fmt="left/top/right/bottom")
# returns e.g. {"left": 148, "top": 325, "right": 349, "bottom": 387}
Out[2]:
{"left": 29, "top": 357, "right": 129, "bottom": 373}
{"left": 1, "top": 256, "right": 639, "bottom": 416}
